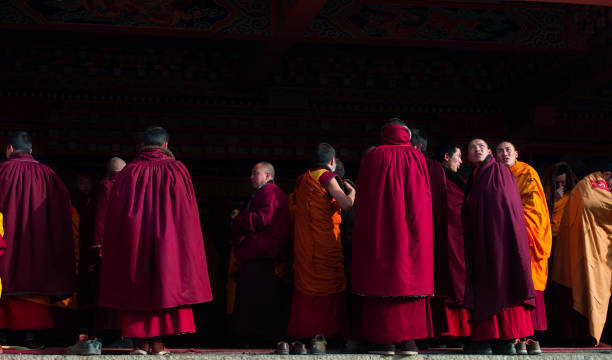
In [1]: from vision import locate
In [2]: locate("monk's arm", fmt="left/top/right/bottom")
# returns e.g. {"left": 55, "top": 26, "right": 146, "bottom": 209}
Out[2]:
{"left": 232, "top": 195, "right": 277, "bottom": 234}
{"left": 326, "top": 177, "right": 354, "bottom": 211}
{"left": 522, "top": 180, "right": 552, "bottom": 261}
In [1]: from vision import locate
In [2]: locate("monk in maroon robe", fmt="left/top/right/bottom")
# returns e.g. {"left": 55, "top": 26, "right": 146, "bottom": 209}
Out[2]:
{"left": 0, "top": 131, "right": 74, "bottom": 348}
{"left": 462, "top": 138, "right": 535, "bottom": 355}
{"left": 79, "top": 157, "right": 126, "bottom": 335}
{"left": 230, "top": 162, "right": 291, "bottom": 344}
{"left": 352, "top": 119, "right": 434, "bottom": 356}
{"left": 99, "top": 127, "right": 212, "bottom": 355}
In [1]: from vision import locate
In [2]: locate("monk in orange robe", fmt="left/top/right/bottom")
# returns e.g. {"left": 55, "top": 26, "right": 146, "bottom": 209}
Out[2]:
{"left": 288, "top": 143, "right": 355, "bottom": 352}
{"left": 495, "top": 141, "right": 551, "bottom": 352}
{"left": 550, "top": 166, "right": 612, "bottom": 346}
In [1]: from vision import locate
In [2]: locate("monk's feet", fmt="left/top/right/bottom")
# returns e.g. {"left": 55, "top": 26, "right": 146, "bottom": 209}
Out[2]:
{"left": 151, "top": 338, "right": 170, "bottom": 356}
{"left": 463, "top": 341, "right": 492, "bottom": 355}
{"left": 130, "top": 339, "right": 150, "bottom": 355}
{"left": 492, "top": 340, "right": 517, "bottom": 355}
{"left": 368, "top": 343, "right": 395, "bottom": 356}
{"left": 310, "top": 334, "right": 327, "bottom": 355}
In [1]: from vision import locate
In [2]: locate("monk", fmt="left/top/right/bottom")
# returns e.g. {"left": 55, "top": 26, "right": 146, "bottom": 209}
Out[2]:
{"left": 0, "top": 131, "right": 74, "bottom": 348}
{"left": 550, "top": 165, "right": 612, "bottom": 346}
{"left": 542, "top": 162, "right": 578, "bottom": 239}
{"left": 230, "top": 162, "right": 291, "bottom": 345}
{"left": 99, "top": 127, "right": 212, "bottom": 355}
{"left": 288, "top": 143, "right": 355, "bottom": 354}
{"left": 462, "top": 138, "right": 535, "bottom": 355}
{"left": 495, "top": 141, "right": 551, "bottom": 353}
{"left": 431, "top": 142, "right": 471, "bottom": 339}
{"left": 79, "top": 157, "right": 126, "bottom": 337}
{"left": 352, "top": 118, "right": 433, "bottom": 356}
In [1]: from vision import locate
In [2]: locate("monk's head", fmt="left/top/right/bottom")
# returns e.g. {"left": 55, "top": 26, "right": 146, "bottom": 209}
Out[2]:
{"left": 436, "top": 142, "right": 462, "bottom": 173}
{"left": 495, "top": 141, "right": 518, "bottom": 168}
{"left": 107, "top": 157, "right": 126, "bottom": 175}
{"left": 143, "top": 126, "right": 169, "bottom": 148}
{"left": 467, "top": 138, "right": 491, "bottom": 165}
{"left": 335, "top": 157, "right": 345, "bottom": 178}
{"left": 313, "top": 143, "right": 336, "bottom": 172}
{"left": 410, "top": 129, "right": 427, "bottom": 154}
{"left": 251, "top": 162, "right": 275, "bottom": 189}
{"left": 382, "top": 118, "right": 411, "bottom": 138}
{"left": 6, "top": 131, "right": 32, "bottom": 158}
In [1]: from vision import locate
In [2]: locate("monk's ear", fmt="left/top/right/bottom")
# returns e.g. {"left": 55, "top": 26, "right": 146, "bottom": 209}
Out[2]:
{"left": 443, "top": 153, "right": 450, "bottom": 162}
{"left": 487, "top": 148, "right": 492, "bottom": 155}
{"left": 515, "top": 150, "right": 519, "bottom": 159}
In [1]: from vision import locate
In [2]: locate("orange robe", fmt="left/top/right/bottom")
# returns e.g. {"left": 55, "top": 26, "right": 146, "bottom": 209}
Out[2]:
{"left": 510, "top": 161, "right": 552, "bottom": 292}
{"left": 551, "top": 194, "right": 569, "bottom": 238}
{"left": 551, "top": 172, "right": 612, "bottom": 344}
{"left": 292, "top": 169, "right": 345, "bottom": 296}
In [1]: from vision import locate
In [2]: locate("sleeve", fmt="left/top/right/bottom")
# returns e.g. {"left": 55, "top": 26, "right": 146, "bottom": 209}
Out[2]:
{"left": 522, "top": 173, "right": 553, "bottom": 262}
{"left": 232, "top": 190, "right": 278, "bottom": 236}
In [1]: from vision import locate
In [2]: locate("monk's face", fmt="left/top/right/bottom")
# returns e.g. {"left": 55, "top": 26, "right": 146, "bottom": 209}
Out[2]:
{"left": 554, "top": 173, "right": 567, "bottom": 191}
{"left": 443, "top": 147, "right": 462, "bottom": 173}
{"left": 467, "top": 139, "right": 491, "bottom": 164}
{"left": 495, "top": 142, "right": 518, "bottom": 168}
{"left": 250, "top": 164, "right": 271, "bottom": 189}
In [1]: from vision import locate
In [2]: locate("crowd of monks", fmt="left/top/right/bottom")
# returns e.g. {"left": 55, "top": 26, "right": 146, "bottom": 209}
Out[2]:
{"left": 0, "top": 120, "right": 609, "bottom": 356}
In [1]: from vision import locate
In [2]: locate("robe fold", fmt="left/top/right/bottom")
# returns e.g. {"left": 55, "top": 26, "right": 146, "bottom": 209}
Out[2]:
{"left": 352, "top": 125, "right": 433, "bottom": 297}
{"left": 99, "top": 149, "right": 212, "bottom": 325}
{"left": 0, "top": 153, "right": 74, "bottom": 297}
{"left": 230, "top": 182, "right": 291, "bottom": 339}
{"left": 510, "top": 161, "right": 552, "bottom": 292}
{"left": 550, "top": 172, "right": 612, "bottom": 345}
{"left": 289, "top": 168, "right": 347, "bottom": 338}
{"left": 352, "top": 124, "right": 433, "bottom": 344}
{"left": 463, "top": 156, "right": 535, "bottom": 323}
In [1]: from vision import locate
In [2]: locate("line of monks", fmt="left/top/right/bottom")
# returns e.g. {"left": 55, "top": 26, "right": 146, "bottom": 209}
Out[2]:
{"left": 0, "top": 120, "right": 609, "bottom": 356}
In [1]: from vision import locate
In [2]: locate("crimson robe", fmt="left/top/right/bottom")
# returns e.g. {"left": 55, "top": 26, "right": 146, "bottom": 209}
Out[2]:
{"left": 99, "top": 149, "right": 212, "bottom": 311}
{"left": 352, "top": 125, "right": 433, "bottom": 297}
{"left": 0, "top": 153, "right": 74, "bottom": 297}
{"left": 230, "top": 181, "right": 291, "bottom": 338}
{"left": 463, "top": 155, "right": 535, "bottom": 322}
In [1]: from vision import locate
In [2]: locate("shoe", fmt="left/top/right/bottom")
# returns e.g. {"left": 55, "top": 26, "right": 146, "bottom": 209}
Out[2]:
{"left": 397, "top": 340, "right": 418, "bottom": 356}
{"left": 276, "top": 341, "right": 289, "bottom": 355}
{"left": 151, "top": 347, "right": 170, "bottom": 356}
{"left": 463, "top": 341, "right": 493, "bottom": 355}
{"left": 526, "top": 339, "right": 542, "bottom": 355}
{"left": 67, "top": 334, "right": 103, "bottom": 355}
{"left": 514, "top": 339, "right": 528, "bottom": 355}
{"left": 130, "top": 349, "right": 148, "bottom": 355}
{"left": 0, "top": 332, "right": 7, "bottom": 346}
{"left": 343, "top": 339, "right": 363, "bottom": 354}
{"left": 492, "top": 340, "right": 517, "bottom": 355}
{"left": 368, "top": 344, "right": 395, "bottom": 356}
{"left": 290, "top": 341, "right": 307, "bottom": 355}
{"left": 311, "top": 334, "right": 326, "bottom": 355}
{"left": 130, "top": 340, "right": 150, "bottom": 355}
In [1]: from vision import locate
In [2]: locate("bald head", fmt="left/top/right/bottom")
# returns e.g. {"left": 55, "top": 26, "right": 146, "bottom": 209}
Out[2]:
{"left": 250, "top": 161, "right": 275, "bottom": 189}
{"left": 467, "top": 138, "right": 491, "bottom": 165}
{"left": 107, "top": 157, "right": 126, "bottom": 174}
{"left": 495, "top": 141, "right": 518, "bottom": 168}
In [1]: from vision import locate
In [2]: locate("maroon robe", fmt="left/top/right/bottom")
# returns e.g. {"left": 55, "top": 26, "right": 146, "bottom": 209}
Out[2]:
{"left": 230, "top": 181, "right": 291, "bottom": 339}
{"left": 0, "top": 153, "right": 74, "bottom": 297}
{"left": 352, "top": 125, "right": 434, "bottom": 343}
{"left": 99, "top": 149, "right": 212, "bottom": 313}
{"left": 463, "top": 155, "right": 535, "bottom": 323}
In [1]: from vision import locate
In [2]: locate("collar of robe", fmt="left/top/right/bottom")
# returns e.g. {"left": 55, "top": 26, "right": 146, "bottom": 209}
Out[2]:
{"left": 8, "top": 152, "right": 35, "bottom": 161}
{"left": 139, "top": 145, "right": 175, "bottom": 159}
{"left": 381, "top": 124, "right": 411, "bottom": 145}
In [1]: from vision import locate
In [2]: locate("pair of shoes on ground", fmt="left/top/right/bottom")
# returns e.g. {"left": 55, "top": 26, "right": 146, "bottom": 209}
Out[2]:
{"left": 514, "top": 339, "right": 542, "bottom": 355}
{"left": 463, "top": 339, "right": 541, "bottom": 355}
{"left": 276, "top": 334, "right": 327, "bottom": 355}
{"left": 368, "top": 340, "right": 418, "bottom": 356}
{"left": 67, "top": 334, "right": 102, "bottom": 355}
{"left": 129, "top": 340, "right": 170, "bottom": 356}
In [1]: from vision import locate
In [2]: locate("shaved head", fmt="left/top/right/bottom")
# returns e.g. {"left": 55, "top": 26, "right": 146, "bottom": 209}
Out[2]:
{"left": 256, "top": 161, "right": 275, "bottom": 179}
{"left": 467, "top": 138, "right": 491, "bottom": 165}
{"left": 107, "top": 157, "right": 126, "bottom": 173}
{"left": 495, "top": 141, "right": 518, "bottom": 168}
{"left": 251, "top": 161, "right": 275, "bottom": 189}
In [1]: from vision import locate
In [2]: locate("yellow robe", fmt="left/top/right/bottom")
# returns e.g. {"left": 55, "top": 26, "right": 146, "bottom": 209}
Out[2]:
{"left": 510, "top": 161, "right": 553, "bottom": 291}
{"left": 550, "top": 172, "right": 612, "bottom": 345}
{"left": 551, "top": 193, "right": 569, "bottom": 238}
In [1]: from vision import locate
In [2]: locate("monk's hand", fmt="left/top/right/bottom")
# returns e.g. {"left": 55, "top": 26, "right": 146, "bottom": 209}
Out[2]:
{"left": 345, "top": 181, "right": 356, "bottom": 197}
{"left": 555, "top": 187, "right": 564, "bottom": 202}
